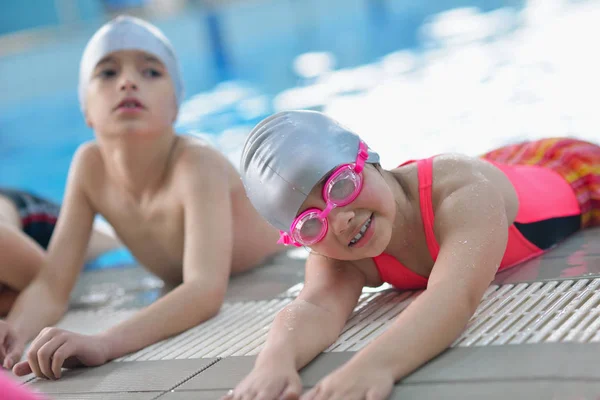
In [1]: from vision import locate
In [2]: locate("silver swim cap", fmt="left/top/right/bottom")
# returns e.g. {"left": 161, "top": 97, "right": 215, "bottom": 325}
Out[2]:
{"left": 78, "top": 15, "right": 184, "bottom": 110}
{"left": 241, "top": 110, "right": 380, "bottom": 232}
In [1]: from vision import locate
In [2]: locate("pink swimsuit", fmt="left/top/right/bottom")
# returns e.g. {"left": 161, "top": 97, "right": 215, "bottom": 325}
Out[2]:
{"left": 0, "top": 371, "right": 44, "bottom": 400}
{"left": 372, "top": 157, "right": 581, "bottom": 290}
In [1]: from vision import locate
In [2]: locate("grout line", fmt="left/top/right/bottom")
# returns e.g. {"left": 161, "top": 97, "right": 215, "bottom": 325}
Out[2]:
{"left": 152, "top": 358, "right": 223, "bottom": 399}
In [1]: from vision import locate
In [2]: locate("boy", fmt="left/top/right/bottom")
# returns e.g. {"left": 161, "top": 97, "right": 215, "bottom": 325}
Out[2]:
{"left": 0, "top": 16, "right": 282, "bottom": 379}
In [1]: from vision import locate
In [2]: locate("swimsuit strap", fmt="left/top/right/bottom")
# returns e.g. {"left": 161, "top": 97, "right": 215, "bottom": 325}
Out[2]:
{"left": 416, "top": 157, "right": 440, "bottom": 260}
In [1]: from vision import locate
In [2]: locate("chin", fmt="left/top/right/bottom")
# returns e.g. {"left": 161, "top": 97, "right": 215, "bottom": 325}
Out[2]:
{"left": 118, "top": 123, "right": 161, "bottom": 137}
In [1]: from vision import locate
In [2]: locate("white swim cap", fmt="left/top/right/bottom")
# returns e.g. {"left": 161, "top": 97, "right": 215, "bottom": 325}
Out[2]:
{"left": 78, "top": 15, "right": 184, "bottom": 110}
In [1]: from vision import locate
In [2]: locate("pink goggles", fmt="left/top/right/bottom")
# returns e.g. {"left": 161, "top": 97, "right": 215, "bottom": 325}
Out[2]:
{"left": 278, "top": 141, "right": 369, "bottom": 247}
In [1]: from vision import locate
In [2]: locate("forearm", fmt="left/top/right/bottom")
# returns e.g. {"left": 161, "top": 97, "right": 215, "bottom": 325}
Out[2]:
{"left": 257, "top": 299, "right": 345, "bottom": 370}
{"left": 0, "top": 224, "right": 45, "bottom": 290}
{"left": 348, "top": 284, "right": 476, "bottom": 381}
{"left": 7, "top": 280, "right": 68, "bottom": 342}
{"left": 100, "top": 282, "right": 223, "bottom": 360}
{"left": 0, "top": 288, "right": 18, "bottom": 317}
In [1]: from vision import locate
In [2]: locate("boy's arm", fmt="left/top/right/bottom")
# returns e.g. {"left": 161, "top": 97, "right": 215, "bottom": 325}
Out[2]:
{"left": 3, "top": 144, "right": 97, "bottom": 366}
{"left": 301, "top": 169, "right": 509, "bottom": 399}
{"left": 97, "top": 148, "right": 238, "bottom": 360}
{"left": 13, "top": 147, "right": 238, "bottom": 379}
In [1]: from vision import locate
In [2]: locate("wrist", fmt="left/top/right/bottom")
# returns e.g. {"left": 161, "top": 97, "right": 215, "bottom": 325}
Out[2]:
{"left": 346, "top": 349, "right": 392, "bottom": 375}
{"left": 95, "top": 331, "right": 117, "bottom": 362}
{"left": 256, "top": 345, "right": 295, "bottom": 370}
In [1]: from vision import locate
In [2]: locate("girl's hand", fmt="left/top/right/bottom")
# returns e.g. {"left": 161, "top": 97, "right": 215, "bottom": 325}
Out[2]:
{"left": 223, "top": 360, "right": 302, "bottom": 400}
{"left": 301, "top": 362, "right": 394, "bottom": 400}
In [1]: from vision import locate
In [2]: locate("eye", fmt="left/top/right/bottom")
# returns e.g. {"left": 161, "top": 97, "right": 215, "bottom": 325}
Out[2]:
{"left": 299, "top": 217, "right": 323, "bottom": 239}
{"left": 329, "top": 178, "right": 356, "bottom": 201}
{"left": 97, "top": 69, "right": 116, "bottom": 79}
{"left": 143, "top": 68, "right": 163, "bottom": 78}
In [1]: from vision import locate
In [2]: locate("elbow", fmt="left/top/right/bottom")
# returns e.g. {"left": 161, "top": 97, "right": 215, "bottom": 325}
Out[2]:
{"left": 204, "top": 301, "right": 222, "bottom": 320}
{"left": 33, "top": 275, "right": 70, "bottom": 311}
{"left": 189, "top": 284, "right": 226, "bottom": 322}
{"left": 458, "top": 284, "right": 486, "bottom": 318}
{"left": 465, "top": 291, "right": 482, "bottom": 317}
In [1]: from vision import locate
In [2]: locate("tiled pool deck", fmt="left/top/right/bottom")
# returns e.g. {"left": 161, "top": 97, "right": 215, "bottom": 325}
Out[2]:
{"left": 12, "top": 228, "right": 600, "bottom": 399}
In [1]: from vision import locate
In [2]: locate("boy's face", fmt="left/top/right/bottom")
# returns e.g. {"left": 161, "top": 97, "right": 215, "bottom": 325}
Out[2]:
{"left": 84, "top": 50, "right": 177, "bottom": 137}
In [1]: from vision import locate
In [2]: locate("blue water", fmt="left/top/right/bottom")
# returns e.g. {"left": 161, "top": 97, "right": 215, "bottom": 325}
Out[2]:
{"left": 0, "top": 0, "right": 526, "bottom": 268}
{"left": 0, "top": 0, "right": 524, "bottom": 200}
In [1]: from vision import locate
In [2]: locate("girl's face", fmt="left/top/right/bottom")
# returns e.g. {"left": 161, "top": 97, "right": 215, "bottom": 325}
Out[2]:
{"left": 297, "top": 164, "right": 397, "bottom": 260}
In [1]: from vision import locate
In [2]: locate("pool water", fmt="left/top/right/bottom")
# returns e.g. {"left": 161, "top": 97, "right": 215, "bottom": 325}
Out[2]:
{"left": 2, "top": 0, "right": 599, "bottom": 268}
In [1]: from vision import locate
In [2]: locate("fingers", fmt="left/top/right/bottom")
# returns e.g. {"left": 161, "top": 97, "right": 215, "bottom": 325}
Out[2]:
{"left": 37, "top": 336, "right": 67, "bottom": 379}
{"left": 12, "top": 360, "right": 33, "bottom": 376}
{"left": 279, "top": 379, "right": 302, "bottom": 400}
{"left": 300, "top": 387, "right": 318, "bottom": 400}
{"left": 25, "top": 329, "right": 47, "bottom": 378}
{"left": 237, "top": 388, "right": 257, "bottom": 400}
{"left": 3, "top": 332, "right": 22, "bottom": 370}
{"left": 366, "top": 389, "right": 387, "bottom": 400}
{"left": 4, "top": 348, "right": 21, "bottom": 370}
{"left": 366, "top": 384, "right": 393, "bottom": 400}
{"left": 0, "top": 324, "right": 8, "bottom": 366}
{"left": 221, "top": 389, "right": 234, "bottom": 400}
{"left": 26, "top": 327, "right": 64, "bottom": 379}
{"left": 222, "top": 370, "right": 303, "bottom": 400}
{"left": 51, "top": 341, "right": 76, "bottom": 379}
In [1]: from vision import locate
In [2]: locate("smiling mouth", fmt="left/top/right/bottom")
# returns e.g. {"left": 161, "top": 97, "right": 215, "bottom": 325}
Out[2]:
{"left": 349, "top": 214, "right": 373, "bottom": 247}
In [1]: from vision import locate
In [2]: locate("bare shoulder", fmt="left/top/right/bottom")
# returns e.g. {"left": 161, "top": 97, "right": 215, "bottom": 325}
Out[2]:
{"left": 72, "top": 141, "right": 102, "bottom": 168}
{"left": 432, "top": 154, "right": 491, "bottom": 189}
{"left": 69, "top": 141, "right": 105, "bottom": 191}
{"left": 172, "top": 136, "right": 234, "bottom": 182}
{"left": 431, "top": 154, "right": 513, "bottom": 195}
{"left": 431, "top": 154, "right": 518, "bottom": 223}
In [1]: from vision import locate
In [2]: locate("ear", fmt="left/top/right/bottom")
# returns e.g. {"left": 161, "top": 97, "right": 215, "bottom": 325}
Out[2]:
{"left": 171, "top": 99, "right": 179, "bottom": 124}
{"left": 84, "top": 109, "right": 94, "bottom": 128}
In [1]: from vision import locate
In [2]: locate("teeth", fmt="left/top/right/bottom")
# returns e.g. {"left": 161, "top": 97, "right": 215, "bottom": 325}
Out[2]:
{"left": 349, "top": 217, "right": 372, "bottom": 246}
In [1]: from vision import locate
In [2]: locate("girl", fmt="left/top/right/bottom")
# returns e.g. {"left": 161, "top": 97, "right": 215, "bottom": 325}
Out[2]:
{"left": 227, "top": 110, "right": 599, "bottom": 400}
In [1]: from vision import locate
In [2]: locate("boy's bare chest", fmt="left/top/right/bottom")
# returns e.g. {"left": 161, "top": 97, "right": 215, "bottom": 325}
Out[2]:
{"left": 100, "top": 191, "right": 185, "bottom": 281}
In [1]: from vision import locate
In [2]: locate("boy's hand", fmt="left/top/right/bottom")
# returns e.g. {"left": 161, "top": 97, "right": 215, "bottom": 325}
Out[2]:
{"left": 0, "top": 320, "right": 25, "bottom": 370}
{"left": 223, "top": 361, "right": 302, "bottom": 400}
{"left": 13, "top": 328, "right": 110, "bottom": 379}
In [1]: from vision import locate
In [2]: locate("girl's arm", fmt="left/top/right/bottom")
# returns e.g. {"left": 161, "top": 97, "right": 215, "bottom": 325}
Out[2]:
{"left": 259, "top": 254, "right": 366, "bottom": 370}
{"left": 226, "top": 253, "right": 366, "bottom": 400}
{"left": 301, "top": 166, "right": 509, "bottom": 400}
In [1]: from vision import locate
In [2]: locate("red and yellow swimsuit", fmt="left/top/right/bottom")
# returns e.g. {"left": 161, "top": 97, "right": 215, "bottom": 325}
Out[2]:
{"left": 372, "top": 138, "right": 600, "bottom": 290}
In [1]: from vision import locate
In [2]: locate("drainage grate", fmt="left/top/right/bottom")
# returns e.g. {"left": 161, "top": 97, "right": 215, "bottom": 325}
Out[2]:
{"left": 117, "top": 298, "right": 293, "bottom": 361}
{"left": 63, "top": 277, "right": 600, "bottom": 362}
{"left": 453, "top": 278, "right": 600, "bottom": 347}
{"left": 326, "top": 278, "right": 600, "bottom": 351}
{"left": 56, "top": 309, "right": 138, "bottom": 336}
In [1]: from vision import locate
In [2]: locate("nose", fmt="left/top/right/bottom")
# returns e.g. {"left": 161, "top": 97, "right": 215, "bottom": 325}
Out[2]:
{"left": 119, "top": 70, "right": 138, "bottom": 92}
{"left": 330, "top": 207, "right": 355, "bottom": 236}
{"left": 120, "top": 79, "right": 138, "bottom": 92}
